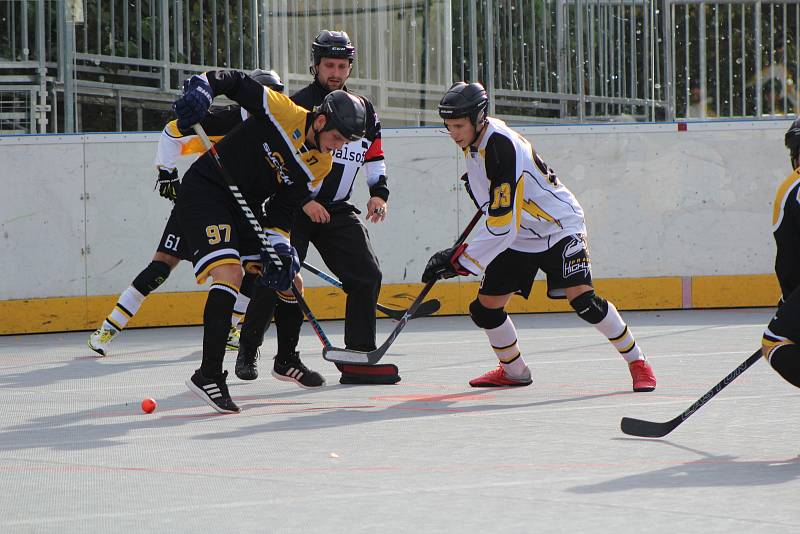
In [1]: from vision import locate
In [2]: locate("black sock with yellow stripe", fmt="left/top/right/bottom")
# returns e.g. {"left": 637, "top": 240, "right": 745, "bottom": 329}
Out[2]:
{"left": 200, "top": 282, "right": 238, "bottom": 377}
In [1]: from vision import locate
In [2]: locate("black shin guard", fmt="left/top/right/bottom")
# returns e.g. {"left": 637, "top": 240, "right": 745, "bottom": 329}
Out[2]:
{"left": 767, "top": 344, "right": 800, "bottom": 388}
{"left": 131, "top": 261, "right": 171, "bottom": 296}
{"left": 239, "top": 284, "right": 279, "bottom": 349}
{"left": 469, "top": 299, "right": 507, "bottom": 329}
{"left": 201, "top": 288, "right": 237, "bottom": 378}
{"left": 570, "top": 290, "right": 609, "bottom": 324}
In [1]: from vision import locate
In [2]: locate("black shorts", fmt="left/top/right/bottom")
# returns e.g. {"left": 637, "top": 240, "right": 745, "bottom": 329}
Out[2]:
{"left": 175, "top": 172, "right": 262, "bottom": 284}
{"left": 155, "top": 208, "right": 192, "bottom": 261}
{"left": 479, "top": 234, "right": 593, "bottom": 299}
{"left": 768, "top": 287, "right": 800, "bottom": 342}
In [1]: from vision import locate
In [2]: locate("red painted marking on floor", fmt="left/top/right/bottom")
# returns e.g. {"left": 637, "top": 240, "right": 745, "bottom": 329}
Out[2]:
{"left": 264, "top": 404, "right": 377, "bottom": 415}
{"left": 369, "top": 393, "right": 496, "bottom": 402}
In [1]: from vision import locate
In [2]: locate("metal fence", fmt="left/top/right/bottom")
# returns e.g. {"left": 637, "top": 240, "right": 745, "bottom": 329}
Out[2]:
{"left": 1, "top": 0, "right": 799, "bottom": 133}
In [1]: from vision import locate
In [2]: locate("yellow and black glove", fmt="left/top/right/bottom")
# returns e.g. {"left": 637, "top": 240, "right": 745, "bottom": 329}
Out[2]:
{"left": 156, "top": 168, "right": 180, "bottom": 202}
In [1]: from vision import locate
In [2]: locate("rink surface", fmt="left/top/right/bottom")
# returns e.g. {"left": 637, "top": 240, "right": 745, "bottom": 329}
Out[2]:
{"left": 1, "top": 308, "right": 798, "bottom": 533}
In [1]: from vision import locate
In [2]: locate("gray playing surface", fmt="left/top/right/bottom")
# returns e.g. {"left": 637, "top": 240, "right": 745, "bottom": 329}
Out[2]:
{"left": 1, "top": 308, "right": 798, "bottom": 533}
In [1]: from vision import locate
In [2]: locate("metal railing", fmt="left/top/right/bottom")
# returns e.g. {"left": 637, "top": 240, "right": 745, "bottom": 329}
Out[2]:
{"left": 1, "top": 0, "right": 799, "bottom": 133}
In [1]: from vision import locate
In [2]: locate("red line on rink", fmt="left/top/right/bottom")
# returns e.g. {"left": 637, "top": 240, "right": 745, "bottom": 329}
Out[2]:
{"left": 368, "top": 393, "right": 496, "bottom": 402}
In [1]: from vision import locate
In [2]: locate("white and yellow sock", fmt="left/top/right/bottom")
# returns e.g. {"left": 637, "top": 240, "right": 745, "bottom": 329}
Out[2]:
{"left": 102, "top": 286, "right": 145, "bottom": 333}
{"left": 486, "top": 317, "right": 529, "bottom": 377}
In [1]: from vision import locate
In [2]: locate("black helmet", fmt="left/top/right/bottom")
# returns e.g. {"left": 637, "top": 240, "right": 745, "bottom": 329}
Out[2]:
{"left": 318, "top": 90, "right": 366, "bottom": 141}
{"left": 249, "top": 69, "right": 284, "bottom": 93}
{"left": 312, "top": 30, "right": 355, "bottom": 64}
{"left": 438, "top": 82, "right": 489, "bottom": 126}
{"left": 785, "top": 116, "right": 800, "bottom": 166}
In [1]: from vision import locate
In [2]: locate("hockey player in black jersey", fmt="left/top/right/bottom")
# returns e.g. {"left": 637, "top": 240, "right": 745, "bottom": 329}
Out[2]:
{"left": 760, "top": 118, "right": 800, "bottom": 388}
{"left": 422, "top": 82, "right": 657, "bottom": 391}
{"left": 172, "top": 69, "right": 367, "bottom": 413}
{"left": 87, "top": 69, "right": 285, "bottom": 357}
{"left": 235, "top": 29, "right": 400, "bottom": 385}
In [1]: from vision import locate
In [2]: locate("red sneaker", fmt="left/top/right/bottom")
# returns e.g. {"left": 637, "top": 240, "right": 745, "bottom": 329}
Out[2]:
{"left": 629, "top": 359, "right": 656, "bottom": 392}
{"left": 469, "top": 365, "right": 532, "bottom": 388}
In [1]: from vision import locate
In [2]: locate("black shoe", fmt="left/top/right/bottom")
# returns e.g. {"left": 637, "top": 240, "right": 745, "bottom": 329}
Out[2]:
{"left": 185, "top": 369, "right": 240, "bottom": 414}
{"left": 235, "top": 344, "right": 260, "bottom": 381}
{"left": 271, "top": 352, "right": 326, "bottom": 389}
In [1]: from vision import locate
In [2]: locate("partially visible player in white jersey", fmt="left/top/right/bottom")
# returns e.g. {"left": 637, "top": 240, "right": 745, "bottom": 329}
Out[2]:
{"left": 422, "top": 81, "right": 657, "bottom": 391}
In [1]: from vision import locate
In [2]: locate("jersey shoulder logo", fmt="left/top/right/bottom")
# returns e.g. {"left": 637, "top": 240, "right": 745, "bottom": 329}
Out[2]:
{"left": 292, "top": 129, "right": 301, "bottom": 140}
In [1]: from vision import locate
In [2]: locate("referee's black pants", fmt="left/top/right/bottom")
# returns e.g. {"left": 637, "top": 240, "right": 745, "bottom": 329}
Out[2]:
{"left": 293, "top": 207, "right": 382, "bottom": 350}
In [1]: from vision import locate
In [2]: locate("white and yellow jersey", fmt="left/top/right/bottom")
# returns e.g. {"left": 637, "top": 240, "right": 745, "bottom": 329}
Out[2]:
{"left": 458, "top": 117, "right": 586, "bottom": 275}
{"left": 154, "top": 104, "right": 247, "bottom": 172}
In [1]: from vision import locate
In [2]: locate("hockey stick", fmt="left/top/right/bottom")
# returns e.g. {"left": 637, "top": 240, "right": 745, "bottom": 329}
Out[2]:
{"left": 301, "top": 261, "right": 442, "bottom": 320}
{"left": 322, "top": 208, "right": 484, "bottom": 365}
{"left": 192, "top": 124, "right": 332, "bottom": 349}
{"left": 620, "top": 349, "right": 762, "bottom": 438}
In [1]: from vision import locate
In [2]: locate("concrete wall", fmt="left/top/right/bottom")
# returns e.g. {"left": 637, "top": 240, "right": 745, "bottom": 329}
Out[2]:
{"left": 0, "top": 119, "right": 790, "bottom": 333}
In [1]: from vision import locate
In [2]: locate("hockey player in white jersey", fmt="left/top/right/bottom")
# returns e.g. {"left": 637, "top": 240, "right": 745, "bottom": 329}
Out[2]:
{"left": 422, "top": 82, "right": 657, "bottom": 391}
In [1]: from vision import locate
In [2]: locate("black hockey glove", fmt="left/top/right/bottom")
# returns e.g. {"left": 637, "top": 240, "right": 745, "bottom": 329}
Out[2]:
{"left": 258, "top": 243, "right": 300, "bottom": 292}
{"left": 156, "top": 168, "right": 180, "bottom": 201}
{"left": 173, "top": 75, "right": 213, "bottom": 129}
{"left": 421, "top": 243, "right": 470, "bottom": 283}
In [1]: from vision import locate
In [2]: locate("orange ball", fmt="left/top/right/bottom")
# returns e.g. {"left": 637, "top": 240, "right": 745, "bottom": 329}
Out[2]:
{"left": 141, "top": 398, "right": 157, "bottom": 414}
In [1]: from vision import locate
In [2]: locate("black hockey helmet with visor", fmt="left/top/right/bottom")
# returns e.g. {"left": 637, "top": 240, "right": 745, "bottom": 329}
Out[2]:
{"left": 439, "top": 82, "right": 489, "bottom": 127}
{"left": 785, "top": 116, "right": 800, "bottom": 167}
{"left": 312, "top": 30, "right": 355, "bottom": 64}
{"left": 250, "top": 69, "right": 284, "bottom": 93}
{"left": 316, "top": 90, "right": 366, "bottom": 142}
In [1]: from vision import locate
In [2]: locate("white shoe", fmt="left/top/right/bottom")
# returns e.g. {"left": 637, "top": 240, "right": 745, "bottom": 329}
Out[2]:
{"left": 225, "top": 326, "right": 240, "bottom": 351}
{"left": 88, "top": 327, "right": 117, "bottom": 356}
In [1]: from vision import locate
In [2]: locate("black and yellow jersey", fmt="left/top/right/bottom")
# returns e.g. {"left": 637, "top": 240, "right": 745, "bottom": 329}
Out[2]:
{"left": 773, "top": 167, "right": 800, "bottom": 231}
{"left": 184, "top": 70, "right": 333, "bottom": 250}
{"left": 772, "top": 167, "right": 800, "bottom": 298}
{"left": 459, "top": 117, "right": 586, "bottom": 275}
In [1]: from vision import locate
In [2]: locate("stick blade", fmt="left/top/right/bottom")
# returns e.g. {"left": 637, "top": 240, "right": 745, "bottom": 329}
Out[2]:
{"left": 412, "top": 298, "right": 441, "bottom": 319}
{"left": 620, "top": 416, "right": 676, "bottom": 438}
{"left": 322, "top": 346, "right": 371, "bottom": 364}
